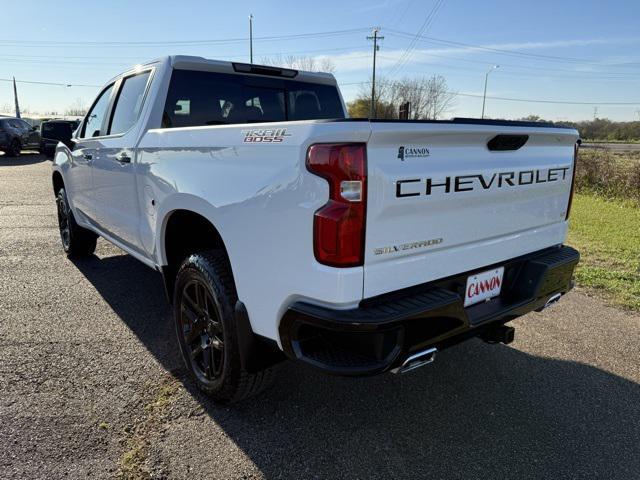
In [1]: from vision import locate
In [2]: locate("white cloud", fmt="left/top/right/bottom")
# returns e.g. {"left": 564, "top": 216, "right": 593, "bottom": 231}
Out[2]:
{"left": 312, "top": 37, "right": 640, "bottom": 73}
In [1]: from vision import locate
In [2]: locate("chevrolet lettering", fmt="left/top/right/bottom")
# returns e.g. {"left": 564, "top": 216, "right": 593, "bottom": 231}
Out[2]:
{"left": 396, "top": 167, "right": 571, "bottom": 197}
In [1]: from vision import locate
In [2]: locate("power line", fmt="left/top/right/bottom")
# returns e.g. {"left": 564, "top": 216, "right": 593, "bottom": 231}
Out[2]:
{"left": 337, "top": 82, "right": 640, "bottom": 105}
{"left": 376, "top": 54, "right": 640, "bottom": 82}
{"left": 0, "top": 28, "right": 372, "bottom": 48}
{"left": 386, "top": 0, "right": 444, "bottom": 78}
{"left": 0, "top": 78, "right": 100, "bottom": 88}
{"left": 385, "top": 28, "right": 640, "bottom": 68}
{"left": 389, "top": 0, "right": 415, "bottom": 28}
{"left": 378, "top": 50, "right": 640, "bottom": 78}
{"left": 0, "top": 45, "right": 370, "bottom": 66}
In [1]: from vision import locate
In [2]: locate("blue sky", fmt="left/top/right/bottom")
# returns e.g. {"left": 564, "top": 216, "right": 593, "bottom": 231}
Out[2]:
{"left": 1, "top": 0, "right": 639, "bottom": 121}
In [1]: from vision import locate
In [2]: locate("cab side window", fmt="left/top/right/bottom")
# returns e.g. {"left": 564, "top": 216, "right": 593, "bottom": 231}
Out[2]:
{"left": 81, "top": 83, "right": 115, "bottom": 138}
{"left": 109, "top": 71, "right": 151, "bottom": 135}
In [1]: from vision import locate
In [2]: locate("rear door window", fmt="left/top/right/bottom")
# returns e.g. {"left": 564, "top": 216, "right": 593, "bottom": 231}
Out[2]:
{"left": 108, "top": 71, "right": 151, "bottom": 135}
{"left": 162, "top": 69, "right": 343, "bottom": 128}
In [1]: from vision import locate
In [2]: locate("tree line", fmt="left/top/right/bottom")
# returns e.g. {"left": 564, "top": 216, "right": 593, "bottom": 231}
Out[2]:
{"left": 519, "top": 116, "right": 640, "bottom": 142}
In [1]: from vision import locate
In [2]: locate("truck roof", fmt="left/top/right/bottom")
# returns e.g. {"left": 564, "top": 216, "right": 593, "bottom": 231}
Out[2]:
{"left": 106, "top": 55, "right": 338, "bottom": 86}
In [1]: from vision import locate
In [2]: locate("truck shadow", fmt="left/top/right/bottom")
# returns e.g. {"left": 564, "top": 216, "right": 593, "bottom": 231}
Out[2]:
{"left": 0, "top": 151, "right": 47, "bottom": 166}
{"left": 72, "top": 252, "right": 640, "bottom": 479}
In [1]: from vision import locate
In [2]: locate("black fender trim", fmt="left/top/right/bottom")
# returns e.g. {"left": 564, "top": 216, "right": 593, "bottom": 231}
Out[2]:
{"left": 160, "top": 265, "right": 176, "bottom": 304}
{"left": 234, "top": 301, "right": 286, "bottom": 373}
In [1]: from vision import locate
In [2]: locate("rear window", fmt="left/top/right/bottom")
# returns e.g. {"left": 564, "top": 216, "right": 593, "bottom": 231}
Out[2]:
{"left": 42, "top": 122, "right": 74, "bottom": 138}
{"left": 162, "top": 69, "right": 344, "bottom": 128}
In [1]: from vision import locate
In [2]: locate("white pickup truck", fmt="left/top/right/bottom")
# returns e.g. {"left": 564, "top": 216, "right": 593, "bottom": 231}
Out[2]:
{"left": 52, "top": 56, "right": 580, "bottom": 402}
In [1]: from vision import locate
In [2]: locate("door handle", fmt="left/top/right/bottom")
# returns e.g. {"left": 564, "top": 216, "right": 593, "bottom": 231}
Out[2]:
{"left": 83, "top": 153, "right": 93, "bottom": 161}
{"left": 117, "top": 153, "right": 131, "bottom": 164}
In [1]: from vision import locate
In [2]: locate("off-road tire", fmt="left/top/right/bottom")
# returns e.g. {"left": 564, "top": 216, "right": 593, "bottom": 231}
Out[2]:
{"left": 6, "top": 139, "right": 20, "bottom": 157}
{"left": 173, "top": 250, "right": 274, "bottom": 403}
{"left": 56, "top": 188, "right": 98, "bottom": 257}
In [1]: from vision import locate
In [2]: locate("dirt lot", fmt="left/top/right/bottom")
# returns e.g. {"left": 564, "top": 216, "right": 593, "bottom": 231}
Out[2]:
{"left": 1, "top": 153, "right": 639, "bottom": 479}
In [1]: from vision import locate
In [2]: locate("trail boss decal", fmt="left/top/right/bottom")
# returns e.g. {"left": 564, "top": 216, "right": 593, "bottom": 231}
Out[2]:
{"left": 398, "top": 145, "right": 430, "bottom": 161}
{"left": 243, "top": 128, "right": 291, "bottom": 143}
{"left": 396, "top": 166, "right": 570, "bottom": 197}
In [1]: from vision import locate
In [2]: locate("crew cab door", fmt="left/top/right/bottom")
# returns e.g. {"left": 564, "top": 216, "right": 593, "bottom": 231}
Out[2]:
{"left": 66, "top": 82, "right": 116, "bottom": 224}
{"left": 92, "top": 70, "right": 152, "bottom": 253}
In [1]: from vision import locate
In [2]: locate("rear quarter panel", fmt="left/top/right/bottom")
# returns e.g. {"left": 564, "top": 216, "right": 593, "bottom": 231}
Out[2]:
{"left": 137, "top": 121, "right": 370, "bottom": 341}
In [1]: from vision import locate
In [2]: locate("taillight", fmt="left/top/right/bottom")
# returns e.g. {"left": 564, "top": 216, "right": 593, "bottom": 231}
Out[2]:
{"left": 306, "top": 143, "right": 367, "bottom": 267}
{"left": 565, "top": 141, "right": 579, "bottom": 220}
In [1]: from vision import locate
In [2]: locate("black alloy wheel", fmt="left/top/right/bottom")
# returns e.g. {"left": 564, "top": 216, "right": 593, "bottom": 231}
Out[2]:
{"left": 56, "top": 191, "right": 71, "bottom": 251}
{"left": 179, "top": 278, "right": 225, "bottom": 383}
{"left": 173, "top": 251, "right": 275, "bottom": 403}
{"left": 54, "top": 188, "right": 97, "bottom": 257}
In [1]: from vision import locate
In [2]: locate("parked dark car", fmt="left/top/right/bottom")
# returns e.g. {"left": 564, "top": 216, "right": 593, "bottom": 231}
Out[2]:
{"left": 0, "top": 117, "right": 41, "bottom": 157}
{"left": 39, "top": 120, "right": 79, "bottom": 157}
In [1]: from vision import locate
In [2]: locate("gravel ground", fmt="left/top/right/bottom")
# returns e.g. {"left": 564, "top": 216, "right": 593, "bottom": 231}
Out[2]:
{"left": 1, "top": 153, "right": 639, "bottom": 479}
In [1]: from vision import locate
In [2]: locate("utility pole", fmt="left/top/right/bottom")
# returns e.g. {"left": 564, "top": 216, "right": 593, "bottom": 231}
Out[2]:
{"left": 367, "top": 28, "right": 383, "bottom": 119}
{"left": 13, "top": 77, "right": 21, "bottom": 119}
{"left": 593, "top": 106, "right": 598, "bottom": 120}
{"left": 249, "top": 14, "right": 254, "bottom": 64}
{"left": 481, "top": 65, "right": 499, "bottom": 119}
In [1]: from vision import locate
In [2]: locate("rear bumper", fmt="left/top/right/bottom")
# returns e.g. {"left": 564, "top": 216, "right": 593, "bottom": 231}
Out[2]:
{"left": 279, "top": 245, "right": 579, "bottom": 376}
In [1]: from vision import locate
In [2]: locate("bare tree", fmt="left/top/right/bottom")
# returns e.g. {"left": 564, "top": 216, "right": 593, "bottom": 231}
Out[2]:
{"left": 388, "top": 75, "right": 456, "bottom": 120}
{"left": 65, "top": 98, "right": 88, "bottom": 116}
{"left": 349, "top": 75, "right": 456, "bottom": 120}
{"left": 260, "top": 55, "right": 336, "bottom": 73}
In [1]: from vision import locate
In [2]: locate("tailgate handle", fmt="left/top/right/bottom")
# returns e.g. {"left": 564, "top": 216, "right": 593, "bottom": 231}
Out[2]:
{"left": 487, "top": 134, "right": 529, "bottom": 151}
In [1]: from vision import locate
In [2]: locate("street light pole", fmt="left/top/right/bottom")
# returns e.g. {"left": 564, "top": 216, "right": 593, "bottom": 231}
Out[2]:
{"left": 481, "top": 65, "right": 499, "bottom": 119}
{"left": 249, "top": 14, "right": 253, "bottom": 64}
{"left": 13, "top": 77, "right": 21, "bottom": 119}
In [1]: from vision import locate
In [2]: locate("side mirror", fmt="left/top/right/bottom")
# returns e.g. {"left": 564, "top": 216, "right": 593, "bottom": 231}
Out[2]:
{"left": 69, "top": 137, "right": 79, "bottom": 152}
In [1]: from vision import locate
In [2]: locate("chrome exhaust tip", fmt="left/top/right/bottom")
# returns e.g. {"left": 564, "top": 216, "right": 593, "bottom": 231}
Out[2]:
{"left": 543, "top": 293, "right": 562, "bottom": 310}
{"left": 391, "top": 347, "right": 437, "bottom": 374}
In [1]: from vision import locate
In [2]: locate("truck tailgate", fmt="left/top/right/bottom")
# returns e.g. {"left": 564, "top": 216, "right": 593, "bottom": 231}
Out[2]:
{"left": 363, "top": 122, "right": 579, "bottom": 298}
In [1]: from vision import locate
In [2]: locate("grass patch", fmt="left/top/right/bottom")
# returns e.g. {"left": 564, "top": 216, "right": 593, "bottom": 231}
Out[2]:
{"left": 575, "top": 149, "right": 640, "bottom": 204}
{"left": 568, "top": 193, "right": 640, "bottom": 310}
{"left": 117, "top": 375, "right": 181, "bottom": 480}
